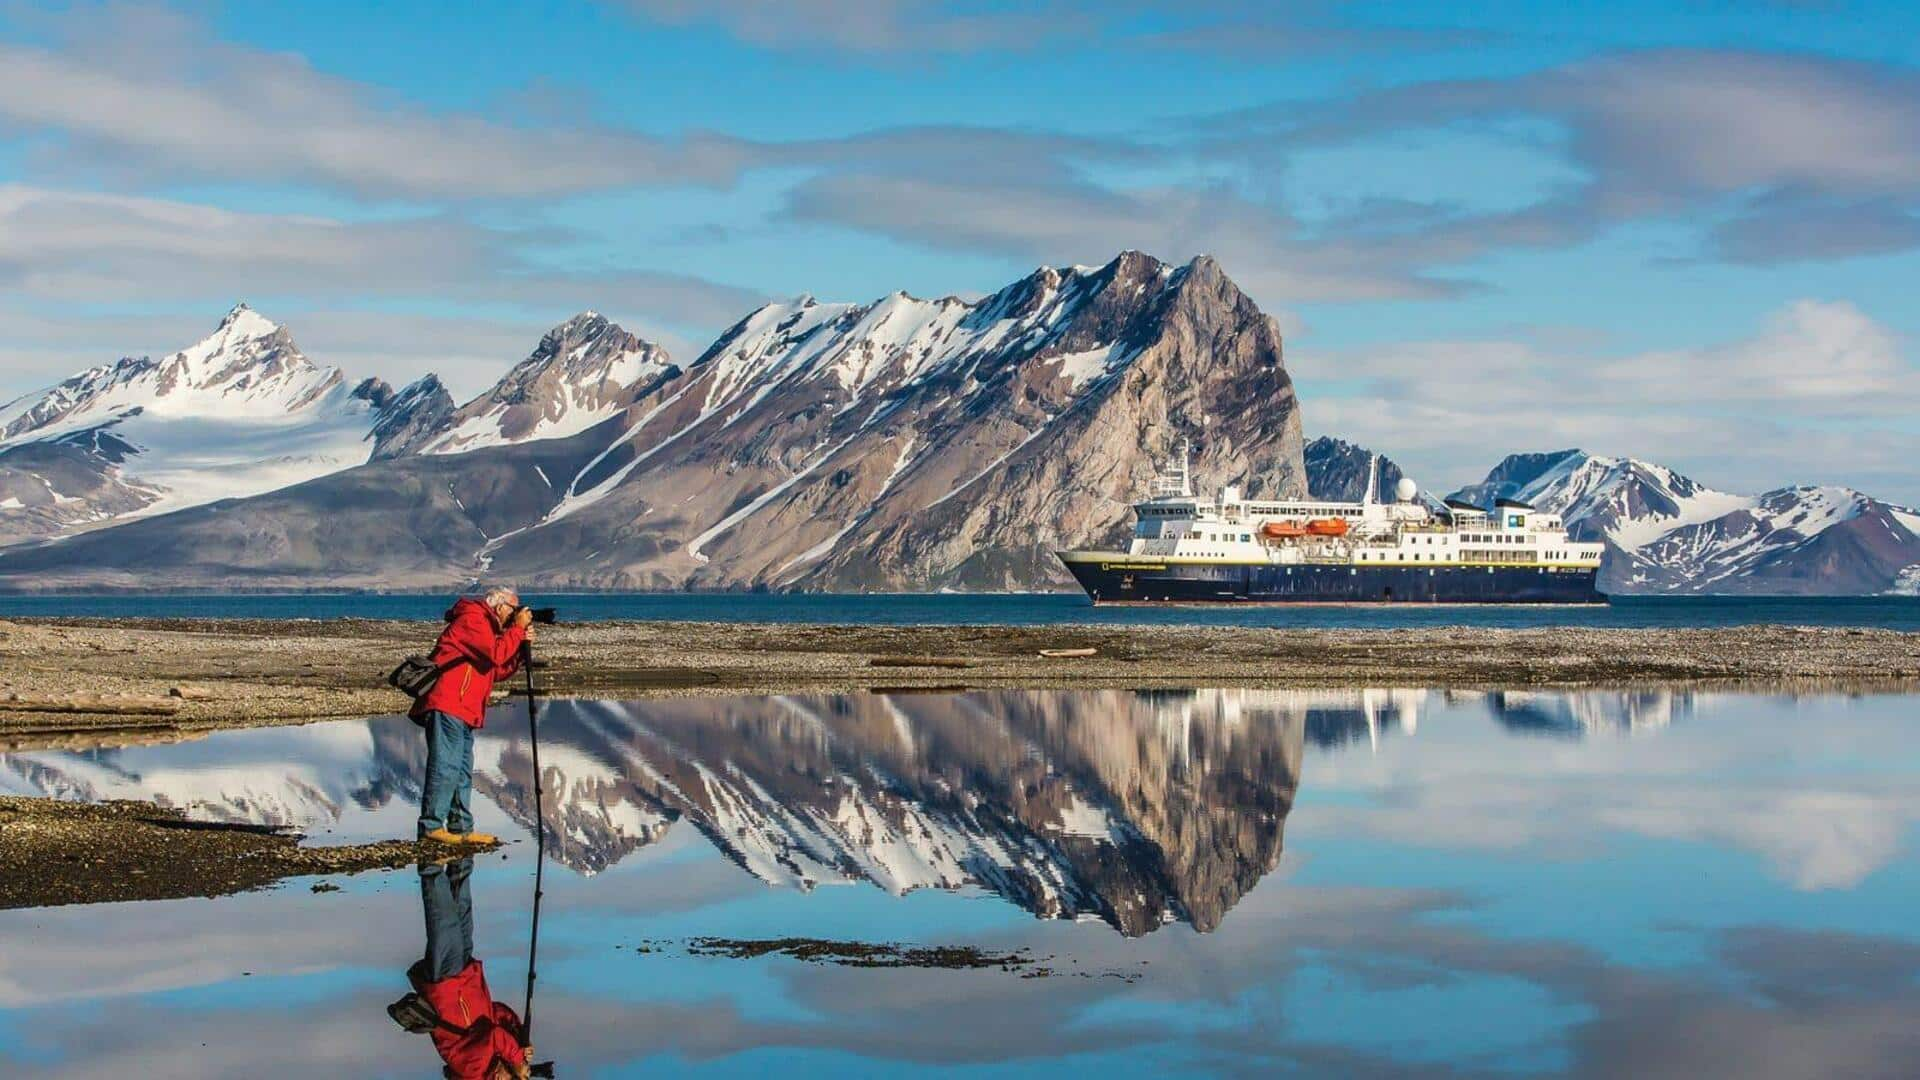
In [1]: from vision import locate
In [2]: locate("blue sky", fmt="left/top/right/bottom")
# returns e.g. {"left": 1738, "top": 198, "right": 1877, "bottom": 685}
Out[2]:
{"left": 2, "top": 1, "right": 1918, "bottom": 499}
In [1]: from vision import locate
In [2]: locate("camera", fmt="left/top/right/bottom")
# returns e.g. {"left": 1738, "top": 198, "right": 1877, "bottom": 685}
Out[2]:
{"left": 525, "top": 606, "right": 559, "bottom": 625}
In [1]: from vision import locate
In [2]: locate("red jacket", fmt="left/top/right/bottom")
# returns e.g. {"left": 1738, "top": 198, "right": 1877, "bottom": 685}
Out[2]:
{"left": 414, "top": 958, "right": 528, "bottom": 1078}
{"left": 412, "top": 598, "right": 527, "bottom": 728}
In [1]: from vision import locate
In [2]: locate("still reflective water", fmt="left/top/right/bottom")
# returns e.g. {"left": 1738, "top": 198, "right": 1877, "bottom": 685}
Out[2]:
{"left": 2, "top": 688, "right": 1917, "bottom": 1077}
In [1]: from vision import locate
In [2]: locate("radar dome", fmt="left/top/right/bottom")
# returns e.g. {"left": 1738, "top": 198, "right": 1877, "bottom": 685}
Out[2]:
{"left": 1394, "top": 477, "right": 1418, "bottom": 502}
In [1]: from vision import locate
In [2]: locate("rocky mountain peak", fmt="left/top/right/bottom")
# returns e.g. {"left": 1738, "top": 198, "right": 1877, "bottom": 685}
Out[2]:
{"left": 215, "top": 301, "right": 275, "bottom": 334}
{"left": 365, "top": 374, "right": 457, "bottom": 460}
{"left": 1305, "top": 436, "right": 1409, "bottom": 502}
{"left": 401, "top": 313, "right": 674, "bottom": 455}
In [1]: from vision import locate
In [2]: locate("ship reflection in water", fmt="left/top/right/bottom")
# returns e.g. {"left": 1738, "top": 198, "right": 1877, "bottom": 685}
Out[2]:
{"left": 5, "top": 686, "right": 1918, "bottom": 1079}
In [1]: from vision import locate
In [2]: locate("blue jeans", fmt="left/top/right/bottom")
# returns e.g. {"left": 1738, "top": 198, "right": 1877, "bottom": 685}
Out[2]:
{"left": 418, "top": 857, "right": 475, "bottom": 981}
{"left": 418, "top": 710, "right": 476, "bottom": 837}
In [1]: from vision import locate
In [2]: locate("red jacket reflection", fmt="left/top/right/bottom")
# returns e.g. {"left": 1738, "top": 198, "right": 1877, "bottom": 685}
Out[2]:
{"left": 413, "top": 958, "right": 528, "bottom": 1078}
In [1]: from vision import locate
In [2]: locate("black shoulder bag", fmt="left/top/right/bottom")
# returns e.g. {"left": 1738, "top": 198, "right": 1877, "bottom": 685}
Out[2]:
{"left": 387, "top": 653, "right": 468, "bottom": 700}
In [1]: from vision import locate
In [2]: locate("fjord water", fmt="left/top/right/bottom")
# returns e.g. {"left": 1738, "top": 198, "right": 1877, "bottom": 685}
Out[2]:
{"left": 2, "top": 688, "right": 1917, "bottom": 1076}
{"left": 3, "top": 591, "right": 1920, "bottom": 629}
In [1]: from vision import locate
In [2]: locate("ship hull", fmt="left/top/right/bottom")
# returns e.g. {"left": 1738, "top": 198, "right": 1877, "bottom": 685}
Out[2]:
{"left": 1057, "top": 554, "right": 1607, "bottom": 605}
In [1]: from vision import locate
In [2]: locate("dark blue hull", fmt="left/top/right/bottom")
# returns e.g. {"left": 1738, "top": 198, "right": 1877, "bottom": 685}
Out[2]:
{"left": 1059, "top": 556, "right": 1607, "bottom": 604}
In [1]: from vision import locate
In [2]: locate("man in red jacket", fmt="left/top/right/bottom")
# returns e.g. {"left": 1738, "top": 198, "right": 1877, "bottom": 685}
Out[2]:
{"left": 411, "top": 856, "right": 533, "bottom": 1079}
{"left": 414, "top": 585, "right": 532, "bottom": 845}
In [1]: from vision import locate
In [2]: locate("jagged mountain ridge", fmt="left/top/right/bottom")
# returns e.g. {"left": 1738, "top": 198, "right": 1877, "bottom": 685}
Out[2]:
{"left": 1304, "top": 436, "right": 1407, "bottom": 502}
{"left": 484, "top": 250, "right": 1304, "bottom": 590}
{"left": 0, "top": 252, "right": 1307, "bottom": 591}
{"left": 397, "top": 311, "right": 677, "bottom": 456}
{"left": 4, "top": 260, "right": 1910, "bottom": 594}
{"left": 1445, "top": 448, "right": 1920, "bottom": 594}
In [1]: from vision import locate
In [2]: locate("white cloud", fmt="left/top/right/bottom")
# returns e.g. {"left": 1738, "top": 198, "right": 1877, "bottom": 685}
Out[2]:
{"left": 1217, "top": 49, "right": 1920, "bottom": 264}
{"left": 0, "top": 8, "right": 750, "bottom": 199}
{"left": 0, "top": 186, "right": 756, "bottom": 397}
{"left": 1299, "top": 299, "right": 1920, "bottom": 501}
{"left": 785, "top": 173, "right": 1483, "bottom": 302}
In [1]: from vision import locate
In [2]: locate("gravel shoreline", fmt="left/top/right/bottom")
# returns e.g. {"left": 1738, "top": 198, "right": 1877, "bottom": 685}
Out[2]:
{"left": 0, "top": 796, "right": 500, "bottom": 909}
{"left": 3, "top": 616, "right": 1918, "bottom": 748}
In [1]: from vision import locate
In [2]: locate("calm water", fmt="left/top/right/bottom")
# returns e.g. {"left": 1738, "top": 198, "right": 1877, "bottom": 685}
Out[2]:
{"left": 2, "top": 591, "right": 1919, "bottom": 629}
{"left": 2, "top": 688, "right": 1917, "bottom": 1077}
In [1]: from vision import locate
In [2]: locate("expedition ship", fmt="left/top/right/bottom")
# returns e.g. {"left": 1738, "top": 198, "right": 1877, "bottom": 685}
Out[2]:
{"left": 1057, "top": 445, "right": 1606, "bottom": 604}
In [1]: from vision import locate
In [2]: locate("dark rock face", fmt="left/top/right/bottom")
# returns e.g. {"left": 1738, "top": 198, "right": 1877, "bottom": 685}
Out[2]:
{"left": 365, "top": 375, "right": 457, "bottom": 461}
{"left": 0, "top": 437, "right": 160, "bottom": 545}
{"left": 1305, "top": 436, "right": 1407, "bottom": 502}
{"left": 1449, "top": 449, "right": 1584, "bottom": 509}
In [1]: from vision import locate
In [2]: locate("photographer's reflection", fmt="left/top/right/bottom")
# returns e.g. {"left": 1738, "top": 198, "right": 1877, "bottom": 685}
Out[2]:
{"left": 388, "top": 857, "right": 534, "bottom": 1079}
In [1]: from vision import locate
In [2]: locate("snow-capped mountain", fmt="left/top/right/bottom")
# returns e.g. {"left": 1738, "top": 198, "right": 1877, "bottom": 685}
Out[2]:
{"left": 1446, "top": 449, "right": 1920, "bottom": 595}
{"left": 1, "top": 252, "right": 1306, "bottom": 591}
{"left": 480, "top": 251, "right": 1304, "bottom": 590}
{"left": 397, "top": 311, "right": 676, "bottom": 456}
{"left": 0, "top": 305, "right": 442, "bottom": 542}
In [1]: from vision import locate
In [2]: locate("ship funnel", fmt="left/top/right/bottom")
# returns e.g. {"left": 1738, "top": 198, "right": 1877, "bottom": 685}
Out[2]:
{"left": 1363, "top": 454, "right": 1380, "bottom": 507}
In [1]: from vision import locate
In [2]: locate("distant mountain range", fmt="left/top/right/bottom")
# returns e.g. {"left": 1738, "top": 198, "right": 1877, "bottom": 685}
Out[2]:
{"left": 1444, "top": 448, "right": 1920, "bottom": 595}
{"left": 0, "top": 253, "right": 1912, "bottom": 594}
{"left": 0, "top": 251, "right": 1305, "bottom": 591}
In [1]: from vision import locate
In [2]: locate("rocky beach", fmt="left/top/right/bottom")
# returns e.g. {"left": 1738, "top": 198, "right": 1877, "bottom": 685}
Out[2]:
{"left": 3, "top": 616, "right": 1917, "bottom": 747}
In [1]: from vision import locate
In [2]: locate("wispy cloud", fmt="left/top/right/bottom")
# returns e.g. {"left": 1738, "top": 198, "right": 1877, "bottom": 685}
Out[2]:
{"left": 784, "top": 172, "right": 1506, "bottom": 302}
{"left": 614, "top": 0, "right": 1093, "bottom": 54}
{"left": 0, "top": 185, "right": 761, "bottom": 393}
{"left": 1205, "top": 48, "right": 1920, "bottom": 264}
{"left": 1300, "top": 299, "right": 1920, "bottom": 499}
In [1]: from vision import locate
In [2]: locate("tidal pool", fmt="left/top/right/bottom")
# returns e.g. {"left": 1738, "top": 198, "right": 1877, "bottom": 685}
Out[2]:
{"left": 2, "top": 687, "right": 1917, "bottom": 1077}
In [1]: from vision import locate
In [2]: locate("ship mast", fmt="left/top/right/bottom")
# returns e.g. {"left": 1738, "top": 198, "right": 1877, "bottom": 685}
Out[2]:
{"left": 1151, "top": 437, "right": 1195, "bottom": 499}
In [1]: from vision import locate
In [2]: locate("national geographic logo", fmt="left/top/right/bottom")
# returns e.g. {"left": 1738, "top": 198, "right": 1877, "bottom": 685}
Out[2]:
{"left": 1102, "top": 562, "right": 1165, "bottom": 571}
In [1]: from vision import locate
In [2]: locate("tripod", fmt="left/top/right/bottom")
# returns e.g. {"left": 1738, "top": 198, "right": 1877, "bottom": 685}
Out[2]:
{"left": 521, "top": 643, "right": 555, "bottom": 1078}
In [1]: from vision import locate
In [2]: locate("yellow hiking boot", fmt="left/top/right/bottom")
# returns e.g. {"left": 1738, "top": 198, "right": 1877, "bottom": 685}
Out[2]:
{"left": 420, "top": 827, "right": 465, "bottom": 845}
{"left": 456, "top": 831, "right": 499, "bottom": 845}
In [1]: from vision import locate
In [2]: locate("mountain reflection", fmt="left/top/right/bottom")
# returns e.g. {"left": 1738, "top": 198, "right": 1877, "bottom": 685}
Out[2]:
{"left": 0, "top": 686, "right": 1690, "bottom": 935}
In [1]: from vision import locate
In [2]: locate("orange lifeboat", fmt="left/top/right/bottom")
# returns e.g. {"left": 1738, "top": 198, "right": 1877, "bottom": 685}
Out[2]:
{"left": 1305, "top": 517, "right": 1350, "bottom": 537}
{"left": 1261, "top": 520, "right": 1308, "bottom": 539}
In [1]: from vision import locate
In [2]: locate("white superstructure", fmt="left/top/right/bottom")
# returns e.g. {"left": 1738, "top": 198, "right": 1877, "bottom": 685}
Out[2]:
{"left": 1122, "top": 443, "right": 1605, "bottom": 570}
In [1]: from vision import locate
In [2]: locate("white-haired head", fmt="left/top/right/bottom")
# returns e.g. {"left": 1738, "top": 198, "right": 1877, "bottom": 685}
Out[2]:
{"left": 476, "top": 584, "right": 519, "bottom": 610}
